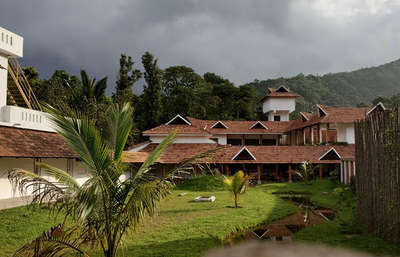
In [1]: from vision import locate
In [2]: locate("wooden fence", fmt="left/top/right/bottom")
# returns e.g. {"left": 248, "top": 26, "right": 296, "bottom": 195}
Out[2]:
{"left": 355, "top": 107, "right": 400, "bottom": 244}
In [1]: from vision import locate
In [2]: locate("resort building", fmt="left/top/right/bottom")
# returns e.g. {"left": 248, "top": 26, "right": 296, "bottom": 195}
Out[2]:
{"left": 127, "top": 86, "right": 368, "bottom": 185}
{"left": 0, "top": 25, "right": 374, "bottom": 208}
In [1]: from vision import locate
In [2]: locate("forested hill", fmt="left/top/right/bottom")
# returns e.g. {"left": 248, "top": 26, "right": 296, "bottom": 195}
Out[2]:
{"left": 244, "top": 58, "right": 400, "bottom": 112}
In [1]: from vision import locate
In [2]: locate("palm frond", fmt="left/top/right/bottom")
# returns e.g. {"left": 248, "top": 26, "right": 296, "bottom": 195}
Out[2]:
{"left": 43, "top": 104, "right": 112, "bottom": 178}
{"left": 105, "top": 103, "right": 133, "bottom": 161}
{"left": 13, "top": 224, "right": 89, "bottom": 257}
{"left": 94, "top": 77, "right": 107, "bottom": 100}
{"left": 135, "top": 130, "right": 177, "bottom": 180}
{"left": 8, "top": 168, "right": 69, "bottom": 209}
{"left": 38, "top": 162, "right": 80, "bottom": 191}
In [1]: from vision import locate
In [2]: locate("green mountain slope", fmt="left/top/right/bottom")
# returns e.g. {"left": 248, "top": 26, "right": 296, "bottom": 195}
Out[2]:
{"left": 245, "top": 58, "right": 400, "bottom": 112}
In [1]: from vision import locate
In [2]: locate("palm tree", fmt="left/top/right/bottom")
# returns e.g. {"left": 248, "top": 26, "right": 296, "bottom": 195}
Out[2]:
{"left": 77, "top": 70, "right": 107, "bottom": 103}
{"left": 223, "top": 171, "right": 250, "bottom": 208}
{"left": 295, "top": 160, "right": 319, "bottom": 185}
{"left": 8, "top": 103, "right": 210, "bottom": 257}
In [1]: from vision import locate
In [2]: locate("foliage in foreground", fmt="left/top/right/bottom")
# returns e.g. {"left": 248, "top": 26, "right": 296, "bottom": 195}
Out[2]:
{"left": 8, "top": 103, "right": 190, "bottom": 257}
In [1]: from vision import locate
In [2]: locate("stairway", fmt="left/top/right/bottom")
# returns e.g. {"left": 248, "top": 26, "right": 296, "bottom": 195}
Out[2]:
{"left": 7, "top": 58, "right": 41, "bottom": 111}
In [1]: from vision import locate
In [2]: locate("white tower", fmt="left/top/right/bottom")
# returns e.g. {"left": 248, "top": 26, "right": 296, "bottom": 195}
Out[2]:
{"left": 261, "top": 86, "right": 299, "bottom": 121}
{"left": 0, "top": 26, "right": 23, "bottom": 108}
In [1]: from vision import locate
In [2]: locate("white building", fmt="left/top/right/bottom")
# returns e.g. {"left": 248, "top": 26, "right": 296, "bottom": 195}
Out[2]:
{"left": 0, "top": 26, "right": 88, "bottom": 209}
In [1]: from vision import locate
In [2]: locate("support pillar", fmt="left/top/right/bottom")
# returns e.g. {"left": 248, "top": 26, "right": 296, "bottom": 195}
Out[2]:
{"left": 303, "top": 128, "right": 306, "bottom": 144}
{"left": 311, "top": 126, "right": 314, "bottom": 145}
{"left": 275, "top": 164, "right": 279, "bottom": 181}
{"left": 241, "top": 134, "right": 245, "bottom": 146}
{"left": 162, "top": 165, "right": 166, "bottom": 179}
{"left": 259, "top": 135, "right": 262, "bottom": 145}
{"left": 225, "top": 164, "right": 230, "bottom": 176}
{"left": 257, "top": 164, "right": 262, "bottom": 184}
{"left": 242, "top": 163, "right": 246, "bottom": 173}
{"left": 288, "top": 164, "right": 292, "bottom": 183}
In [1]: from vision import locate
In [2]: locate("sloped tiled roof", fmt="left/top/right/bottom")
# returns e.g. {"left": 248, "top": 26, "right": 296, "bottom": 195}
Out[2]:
{"left": 126, "top": 143, "right": 354, "bottom": 164}
{"left": 260, "top": 87, "right": 300, "bottom": 102}
{"left": 143, "top": 117, "right": 295, "bottom": 135}
{"left": 0, "top": 126, "right": 77, "bottom": 158}
{"left": 317, "top": 105, "right": 369, "bottom": 123}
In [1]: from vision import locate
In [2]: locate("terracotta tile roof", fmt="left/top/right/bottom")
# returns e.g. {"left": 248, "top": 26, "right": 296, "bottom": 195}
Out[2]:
{"left": 122, "top": 151, "right": 150, "bottom": 163}
{"left": 142, "top": 119, "right": 211, "bottom": 135}
{"left": 289, "top": 105, "right": 369, "bottom": 131}
{"left": 126, "top": 143, "right": 354, "bottom": 164}
{"left": 143, "top": 117, "right": 296, "bottom": 135}
{"left": 260, "top": 87, "right": 300, "bottom": 102}
{"left": 317, "top": 105, "right": 369, "bottom": 123}
{"left": 0, "top": 126, "right": 77, "bottom": 158}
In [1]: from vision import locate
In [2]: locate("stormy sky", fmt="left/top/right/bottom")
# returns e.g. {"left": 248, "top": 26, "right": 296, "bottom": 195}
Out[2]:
{"left": 1, "top": 0, "right": 400, "bottom": 92}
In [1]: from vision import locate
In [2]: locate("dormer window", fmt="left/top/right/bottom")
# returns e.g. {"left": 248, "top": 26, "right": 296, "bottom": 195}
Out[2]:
{"left": 250, "top": 121, "right": 268, "bottom": 129}
{"left": 211, "top": 121, "right": 228, "bottom": 129}
{"left": 276, "top": 85, "right": 289, "bottom": 93}
{"left": 300, "top": 112, "right": 310, "bottom": 122}
{"left": 319, "top": 148, "right": 341, "bottom": 160}
{"left": 317, "top": 105, "right": 327, "bottom": 117}
{"left": 166, "top": 114, "right": 191, "bottom": 125}
{"left": 232, "top": 147, "right": 256, "bottom": 160}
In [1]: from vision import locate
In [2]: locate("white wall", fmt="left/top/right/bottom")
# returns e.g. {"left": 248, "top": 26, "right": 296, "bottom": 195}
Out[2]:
{"left": 336, "top": 123, "right": 355, "bottom": 144}
{"left": 267, "top": 111, "right": 290, "bottom": 121}
{"left": 0, "top": 158, "right": 89, "bottom": 200}
{"left": 0, "top": 106, "right": 55, "bottom": 132}
{"left": 213, "top": 135, "right": 227, "bottom": 145}
{"left": 262, "top": 98, "right": 296, "bottom": 114}
{"left": 150, "top": 135, "right": 217, "bottom": 144}
{"left": 0, "top": 55, "right": 7, "bottom": 108}
{"left": 0, "top": 26, "right": 23, "bottom": 58}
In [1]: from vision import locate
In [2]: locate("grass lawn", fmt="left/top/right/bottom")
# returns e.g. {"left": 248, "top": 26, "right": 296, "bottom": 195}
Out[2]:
{"left": 0, "top": 178, "right": 399, "bottom": 257}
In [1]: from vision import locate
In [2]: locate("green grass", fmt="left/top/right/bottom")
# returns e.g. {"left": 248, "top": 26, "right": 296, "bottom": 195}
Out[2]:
{"left": 0, "top": 179, "right": 399, "bottom": 257}
{"left": 176, "top": 175, "right": 226, "bottom": 192}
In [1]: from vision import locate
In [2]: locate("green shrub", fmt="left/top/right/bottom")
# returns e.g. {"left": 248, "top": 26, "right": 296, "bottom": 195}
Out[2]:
{"left": 177, "top": 175, "right": 225, "bottom": 191}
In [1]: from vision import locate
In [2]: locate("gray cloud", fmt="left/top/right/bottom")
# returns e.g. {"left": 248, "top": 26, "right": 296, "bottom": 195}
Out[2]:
{"left": 1, "top": 0, "right": 400, "bottom": 93}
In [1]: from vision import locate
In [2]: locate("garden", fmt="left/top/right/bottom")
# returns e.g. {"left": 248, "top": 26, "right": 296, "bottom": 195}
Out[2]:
{"left": 1, "top": 177, "right": 400, "bottom": 257}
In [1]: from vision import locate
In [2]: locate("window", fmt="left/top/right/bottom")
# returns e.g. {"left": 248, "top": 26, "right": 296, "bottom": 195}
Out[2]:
{"left": 227, "top": 138, "right": 242, "bottom": 146}
{"left": 262, "top": 139, "right": 276, "bottom": 146}
{"left": 245, "top": 139, "right": 259, "bottom": 145}
{"left": 274, "top": 115, "right": 281, "bottom": 121}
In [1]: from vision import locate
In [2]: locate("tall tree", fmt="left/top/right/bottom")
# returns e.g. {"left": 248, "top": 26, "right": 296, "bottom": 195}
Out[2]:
{"left": 113, "top": 54, "right": 142, "bottom": 106}
{"left": 140, "top": 52, "right": 163, "bottom": 130}
{"left": 162, "top": 66, "right": 203, "bottom": 121}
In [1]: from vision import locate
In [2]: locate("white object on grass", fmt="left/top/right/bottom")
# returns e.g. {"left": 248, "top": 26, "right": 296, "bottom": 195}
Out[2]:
{"left": 194, "top": 196, "right": 216, "bottom": 202}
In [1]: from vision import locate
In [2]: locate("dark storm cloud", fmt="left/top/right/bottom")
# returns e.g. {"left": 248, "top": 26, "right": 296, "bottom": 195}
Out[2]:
{"left": 1, "top": 0, "right": 400, "bottom": 93}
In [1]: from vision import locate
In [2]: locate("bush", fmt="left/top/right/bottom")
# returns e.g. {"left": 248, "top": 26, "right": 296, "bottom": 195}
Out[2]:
{"left": 177, "top": 175, "right": 225, "bottom": 191}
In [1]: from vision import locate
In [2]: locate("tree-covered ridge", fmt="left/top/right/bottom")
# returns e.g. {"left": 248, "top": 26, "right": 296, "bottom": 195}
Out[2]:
{"left": 245, "top": 58, "right": 400, "bottom": 112}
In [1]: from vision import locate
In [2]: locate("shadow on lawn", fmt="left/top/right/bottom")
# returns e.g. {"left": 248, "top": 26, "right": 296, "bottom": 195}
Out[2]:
{"left": 161, "top": 206, "right": 224, "bottom": 215}
{"left": 123, "top": 237, "right": 221, "bottom": 257}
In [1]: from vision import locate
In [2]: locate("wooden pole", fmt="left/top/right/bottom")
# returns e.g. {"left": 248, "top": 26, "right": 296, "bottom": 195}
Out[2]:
{"left": 162, "top": 165, "right": 166, "bottom": 179}
{"left": 288, "top": 164, "right": 292, "bottom": 183}
{"left": 275, "top": 164, "right": 279, "bottom": 181}
{"left": 257, "top": 164, "right": 261, "bottom": 184}
{"left": 259, "top": 135, "right": 262, "bottom": 145}
{"left": 241, "top": 134, "right": 245, "bottom": 146}
{"left": 242, "top": 163, "right": 246, "bottom": 173}
{"left": 225, "top": 164, "right": 230, "bottom": 176}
